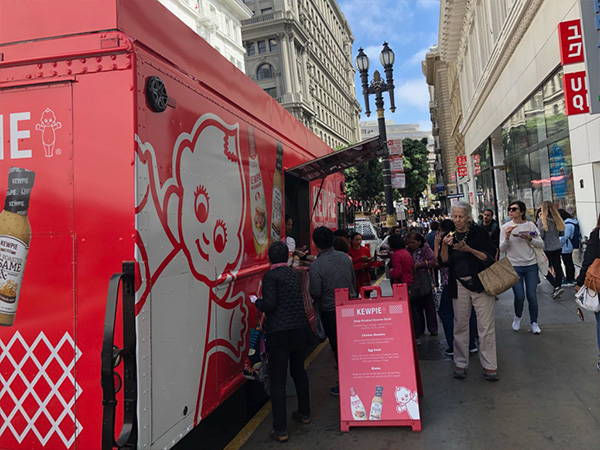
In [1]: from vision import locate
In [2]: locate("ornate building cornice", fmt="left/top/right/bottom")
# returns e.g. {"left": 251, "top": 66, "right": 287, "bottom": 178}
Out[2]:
{"left": 459, "top": 0, "right": 544, "bottom": 136}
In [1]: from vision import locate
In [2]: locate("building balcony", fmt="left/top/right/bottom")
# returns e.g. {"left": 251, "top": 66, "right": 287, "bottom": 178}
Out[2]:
{"left": 242, "top": 11, "right": 285, "bottom": 26}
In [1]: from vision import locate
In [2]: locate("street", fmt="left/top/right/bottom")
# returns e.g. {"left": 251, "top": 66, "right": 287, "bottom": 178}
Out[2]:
{"left": 239, "top": 279, "right": 600, "bottom": 450}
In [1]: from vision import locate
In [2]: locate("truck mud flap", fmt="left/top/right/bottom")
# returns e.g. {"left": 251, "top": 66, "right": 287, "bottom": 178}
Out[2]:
{"left": 101, "top": 262, "right": 137, "bottom": 449}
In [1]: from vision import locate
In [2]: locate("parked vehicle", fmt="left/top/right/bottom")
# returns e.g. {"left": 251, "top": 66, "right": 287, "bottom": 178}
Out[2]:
{"left": 350, "top": 219, "right": 382, "bottom": 258}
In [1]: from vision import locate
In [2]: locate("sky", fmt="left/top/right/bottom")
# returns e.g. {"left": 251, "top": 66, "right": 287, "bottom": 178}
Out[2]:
{"left": 337, "top": 0, "right": 440, "bottom": 131}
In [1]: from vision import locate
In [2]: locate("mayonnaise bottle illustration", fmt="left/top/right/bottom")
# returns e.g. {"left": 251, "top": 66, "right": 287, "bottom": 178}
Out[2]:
{"left": 349, "top": 387, "right": 367, "bottom": 420}
{"left": 247, "top": 127, "right": 268, "bottom": 257}
{"left": 270, "top": 142, "right": 283, "bottom": 243}
{"left": 0, "top": 168, "right": 35, "bottom": 326}
{"left": 369, "top": 386, "right": 384, "bottom": 420}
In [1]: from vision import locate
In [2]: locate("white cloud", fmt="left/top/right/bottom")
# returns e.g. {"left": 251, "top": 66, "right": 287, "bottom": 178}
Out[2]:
{"left": 417, "top": 120, "right": 432, "bottom": 132}
{"left": 417, "top": 0, "right": 439, "bottom": 8}
{"left": 395, "top": 78, "right": 430, "bottom": 111}
{"left": 339, "top": 0, "right": 413, "bottom": 37}
{"left": 408, "top": 47, "right": 429, "bottom": 65}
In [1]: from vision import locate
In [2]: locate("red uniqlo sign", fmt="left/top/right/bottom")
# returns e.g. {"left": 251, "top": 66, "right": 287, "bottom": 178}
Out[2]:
{"left": 564, "top": 71, "right": 590, "bottom": 115}
{"left": 335, "top": 285, "right": 422, "bottom": 432}
{"left": 558, "top": 19, "right": 584, "bottom": 65}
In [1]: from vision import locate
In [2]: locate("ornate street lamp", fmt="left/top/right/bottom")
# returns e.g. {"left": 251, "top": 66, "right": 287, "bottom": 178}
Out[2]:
{"left": 356, "top": 42, "right": 397, "bottom": 227}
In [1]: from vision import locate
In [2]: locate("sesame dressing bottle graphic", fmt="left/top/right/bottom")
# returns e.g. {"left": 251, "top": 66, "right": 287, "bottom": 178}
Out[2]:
{"left": 247, "top": 127, "right": 268, "bottom": 258}
{"left": 349, "top": 387, "right": 367, "bottom": 420}
{"left": 270, "top": 142, "right": 284, "bottom": 243}
{"left": 0, "top": 168, "right": 35, "bottom": 326}
{"left": 369, "top": 386, "right": 384, "bottom": 420}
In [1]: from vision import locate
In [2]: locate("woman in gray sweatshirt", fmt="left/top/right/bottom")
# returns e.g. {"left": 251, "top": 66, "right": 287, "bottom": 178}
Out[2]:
{"left": 536, "top": 201, "right": 565, "bottom": 299}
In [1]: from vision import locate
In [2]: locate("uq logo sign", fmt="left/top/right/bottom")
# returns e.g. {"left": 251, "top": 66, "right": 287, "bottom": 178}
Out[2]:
{"left": 0, "top": 109, "right": 62, "bottom": 160}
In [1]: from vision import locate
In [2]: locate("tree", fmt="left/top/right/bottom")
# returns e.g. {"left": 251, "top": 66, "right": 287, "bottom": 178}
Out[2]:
{"left": 344, "top": 158, "right": 384, "bottom": 213}
{"left": 402, "top": 138, "right": 430, "bottom": 212}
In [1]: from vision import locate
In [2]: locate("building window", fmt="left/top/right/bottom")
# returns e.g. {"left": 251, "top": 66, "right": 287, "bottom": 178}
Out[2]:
{"left": 257, "top": 63, "right": 274, "bottom": 80}
{"left": 261, "top": 7, "right": 273, "bottom": 14}
{"left": 257, "top": 40, "right": 266, "bottom": 54}
{"left": 269, "top": 38, "right": 278, "bottom": 52}
{"left": 246, "top": 42, "right": 255, "bottom": 56}
{"left": 264, "top": 87, "right": 277, "bottom": 98}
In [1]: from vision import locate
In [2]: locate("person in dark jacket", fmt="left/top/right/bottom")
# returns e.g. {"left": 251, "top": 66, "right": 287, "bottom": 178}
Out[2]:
{"left": 479, "top": 208, "right": 500, "bottom": 253}
{"left": 254, "top": 241, "right": 311, "bottom": 442}
{"left": 575, "top": 214, "right": 600, "bottom": 371}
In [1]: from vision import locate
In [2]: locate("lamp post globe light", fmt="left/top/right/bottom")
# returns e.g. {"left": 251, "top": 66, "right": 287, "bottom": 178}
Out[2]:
{"left": 356, "top": 42, "right": 397, "bottom": 227}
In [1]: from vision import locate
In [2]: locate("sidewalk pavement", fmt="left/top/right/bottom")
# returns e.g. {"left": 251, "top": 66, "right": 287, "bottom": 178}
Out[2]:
{"left": 241, "top": 279, "right": 600, "bottom": 450}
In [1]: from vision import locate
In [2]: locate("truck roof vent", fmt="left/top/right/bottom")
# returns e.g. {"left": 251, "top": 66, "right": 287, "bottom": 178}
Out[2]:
{"left": 146, "top": 76, "right": 168, "bottom": 112}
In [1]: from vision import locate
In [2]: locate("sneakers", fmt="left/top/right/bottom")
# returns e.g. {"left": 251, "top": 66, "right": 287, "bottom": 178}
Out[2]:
{"left": 292, "top": 411, "right": 311, "bottom": 424}
{"left": 552, "top": 287, "right": 564, "bottom": 299}
{"left": 469, "top": 346, "right": 479, "bottom": 353}
{"left": 512, "top": 316, "right": 522, "bottom": 332}
{"left": 270, "top": 430, "right": 289, "bottom": 443}
{"left": 329, "top": 385, "right": 339, "bottom": 396}
{"left": 444, "top": 347, "right": 454, "bottom": 357}
{"left": 531, "top": 322, "right": 542, "bottom": 334}
{"left": 482, "top": 369, "right": 499, "bottom": 382}
{"left": 453, "top": 366, "right": 467, "bottom": 379}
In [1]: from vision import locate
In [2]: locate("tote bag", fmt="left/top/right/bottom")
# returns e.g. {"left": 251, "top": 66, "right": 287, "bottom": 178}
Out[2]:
{"left": 575, "top": 285, "right": 600, "bottom": 313}
{"left": 477, "top": 257, "right": 519, "bottom": 296}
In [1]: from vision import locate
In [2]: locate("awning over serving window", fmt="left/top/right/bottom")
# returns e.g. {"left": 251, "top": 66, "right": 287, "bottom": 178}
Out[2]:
{"left": 286, "top": 136, "right": 385, "bottom": 181}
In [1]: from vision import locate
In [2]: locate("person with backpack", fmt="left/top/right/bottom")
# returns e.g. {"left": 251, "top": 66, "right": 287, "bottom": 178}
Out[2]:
{"left": 559, "top": 209, "right": 579, "bottom": 286}
{"left": 575, "top": 214, "right": 600, "bottom": 371}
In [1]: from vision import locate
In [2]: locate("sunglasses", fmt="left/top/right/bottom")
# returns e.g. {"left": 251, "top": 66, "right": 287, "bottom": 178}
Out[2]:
{"left": 508, "top": 207, "right": 520, "bottom": 212}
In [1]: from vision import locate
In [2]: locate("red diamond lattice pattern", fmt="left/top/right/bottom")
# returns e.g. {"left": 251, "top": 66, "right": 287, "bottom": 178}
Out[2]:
{"left": 0, "top": 331, "right": 82, "bottom": 448}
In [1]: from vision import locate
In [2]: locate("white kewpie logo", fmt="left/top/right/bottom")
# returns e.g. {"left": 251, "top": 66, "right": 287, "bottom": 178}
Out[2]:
{"left": 395, "top": 386, "right": 419, "bottom": 419}
{"left": 35, "top": 108, "right": 62, "bottom": 157}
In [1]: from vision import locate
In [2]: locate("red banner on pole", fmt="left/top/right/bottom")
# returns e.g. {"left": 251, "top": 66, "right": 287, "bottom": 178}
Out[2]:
{"left": 558, "top": 19, "right": 585, "bottom": 65}
{"left": 335, "top": 284, "right": 422, "bottom": 432}
{"left": 564, "top": 71, "right": 590, "bottom": 115}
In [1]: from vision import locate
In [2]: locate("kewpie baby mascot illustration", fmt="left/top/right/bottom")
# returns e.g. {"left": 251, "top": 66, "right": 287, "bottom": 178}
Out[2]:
{"left": 395, "top": 386, "right": 420, "bottom": 420}
{"left": 134, "top": 113, "right": 248, "bottom": 433}
{"left": 35, "top": 108, "right": 62, "bottom": 157}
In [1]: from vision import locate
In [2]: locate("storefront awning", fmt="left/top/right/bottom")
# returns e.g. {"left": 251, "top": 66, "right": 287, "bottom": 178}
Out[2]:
{"left": 286, "top": 136, "right": 385, "bottom": 181}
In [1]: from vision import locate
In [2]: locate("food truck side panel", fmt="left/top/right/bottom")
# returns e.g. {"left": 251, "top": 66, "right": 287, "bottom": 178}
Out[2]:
{"left": 132, "top": 47, "right": 287, "bottom": 448}
{"left": 0, "top": 67, "right": 135, "bottom": 449}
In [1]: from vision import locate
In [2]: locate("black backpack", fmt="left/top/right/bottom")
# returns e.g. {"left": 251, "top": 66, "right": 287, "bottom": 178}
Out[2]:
{"left": 570, "top": 222, "right": 581, "bottom": 249}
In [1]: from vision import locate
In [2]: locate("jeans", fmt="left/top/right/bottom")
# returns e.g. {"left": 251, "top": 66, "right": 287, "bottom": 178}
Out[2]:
{"left": 561, "top": 252, "right": 575, "bottom": 283}
{"left": 438, "top": 285, "right": 478, "bottom": 350}
{"left": 267, "top": 329, "right": 310, "bottom": 433}
{"left": 545, "top": 249, "right": 563, "bottom": 288}
{"left": 512, "top": 264, "right": 539, "bottom": 323}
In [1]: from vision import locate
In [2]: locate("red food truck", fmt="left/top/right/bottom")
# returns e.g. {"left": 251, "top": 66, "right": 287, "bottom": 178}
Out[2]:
{"left": 0, "top": 1, "right": 387, "bottom": 448}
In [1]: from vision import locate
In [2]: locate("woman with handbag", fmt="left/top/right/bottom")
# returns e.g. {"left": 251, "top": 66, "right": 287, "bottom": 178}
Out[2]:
{"left": 406, "top": 232, "right": 438, "bottom": 340}
{"left": 500, "top": 201, "right": 545, "bottom": 334}
{"left": 575, "top": 214, "right": 600, "bottom": 371}
{"left": 440, "top": 201, "right": 498, "bottom": 381}
{"left": 537, "top": 201, "right": 566, "bottom": 299}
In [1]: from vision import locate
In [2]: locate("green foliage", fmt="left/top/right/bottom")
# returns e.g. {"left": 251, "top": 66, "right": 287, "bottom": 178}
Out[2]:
{"left": 344, "top": 158, "right": 384, "bottom": 213}
{"left": 343, "top": 137, "right": 430, "bottom": 213}
{"left": 402, "top": 137, "right": 430, "bottom": 210}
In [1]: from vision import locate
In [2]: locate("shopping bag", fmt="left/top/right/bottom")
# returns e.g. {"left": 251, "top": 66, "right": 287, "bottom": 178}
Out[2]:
{"left": 575, "top": 285, "right": 600, "bottom": 313}
{"left": 584, "top": 258, "right": 600, "bottom": 292}
{"left": 530, "top": 244, "right": 549, "bottom": 278}
{"left": 477, "top": 257, "right": 519, "bottom": 296}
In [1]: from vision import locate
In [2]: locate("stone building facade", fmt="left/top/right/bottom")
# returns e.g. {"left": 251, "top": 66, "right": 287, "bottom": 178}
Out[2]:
{"left": 241, "top": 0, "right": 361, "bottom": 148}
{"left": 157, "top": 0, "right": 251, "bottom": 71}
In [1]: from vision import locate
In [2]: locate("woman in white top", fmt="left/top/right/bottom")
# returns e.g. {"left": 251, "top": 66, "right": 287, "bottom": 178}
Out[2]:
{"left": 499, "top": 201, "right": 545, "bottom": 334}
